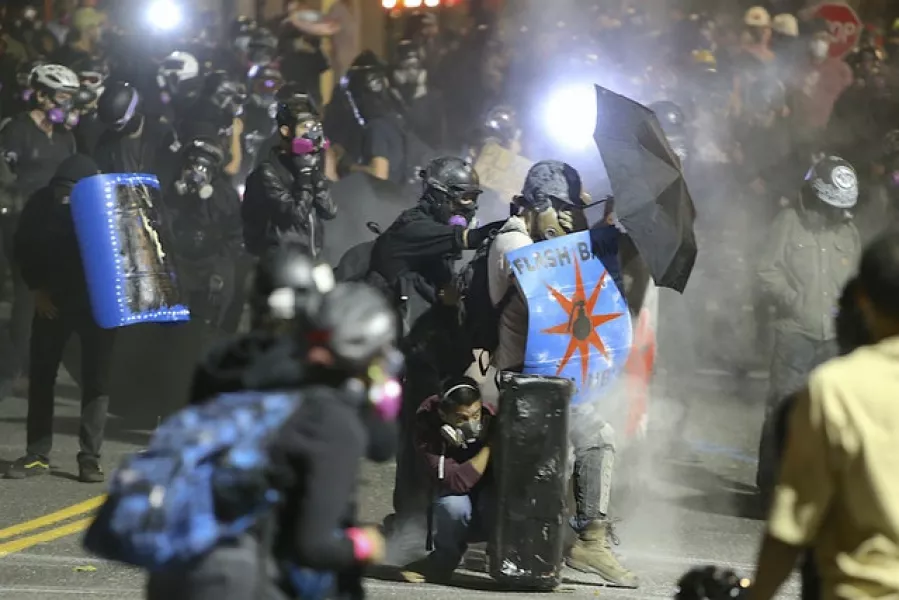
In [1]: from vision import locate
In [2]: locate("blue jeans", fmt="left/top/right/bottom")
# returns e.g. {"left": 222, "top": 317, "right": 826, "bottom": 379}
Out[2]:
{"left": 431, "top": 488, "right": 494, "bottom": 572}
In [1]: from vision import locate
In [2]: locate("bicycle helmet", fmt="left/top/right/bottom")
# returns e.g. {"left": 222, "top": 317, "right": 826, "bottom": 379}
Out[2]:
{"left": 30, "top": 64, "right": 80, "bottom": 95}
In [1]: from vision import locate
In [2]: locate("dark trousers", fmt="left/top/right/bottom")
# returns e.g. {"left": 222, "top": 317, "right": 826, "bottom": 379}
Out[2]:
{"left": 756, "top": 328, "right": 835, "bottom": 496}
{"left": 26, "top": 309, "right": 116, "bottom": 461}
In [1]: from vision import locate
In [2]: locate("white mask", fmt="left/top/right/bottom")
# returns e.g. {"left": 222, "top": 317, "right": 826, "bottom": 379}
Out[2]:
{"left": 810, "top": 39, "right": 830, "bottom": 59}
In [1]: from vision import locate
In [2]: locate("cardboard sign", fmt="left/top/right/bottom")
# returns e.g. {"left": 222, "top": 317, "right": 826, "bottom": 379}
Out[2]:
{"left": 474, "top": 141, "right": 533, "bottom": 201}
{"left": 508, "top": 231, "right": 633, "bottom": 406}
{"left": 813, "top": 2, "right": 862, "bottom": 59}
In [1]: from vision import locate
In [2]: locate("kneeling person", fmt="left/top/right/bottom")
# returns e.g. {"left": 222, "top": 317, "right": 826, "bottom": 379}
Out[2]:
{"left": 403, "top": 377, "right": 495, "bottom": 583}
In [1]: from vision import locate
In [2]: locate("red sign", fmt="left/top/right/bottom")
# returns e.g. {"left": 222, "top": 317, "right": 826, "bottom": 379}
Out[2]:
{"left": 813, "top": 2, "right": 862, "bottom": 59}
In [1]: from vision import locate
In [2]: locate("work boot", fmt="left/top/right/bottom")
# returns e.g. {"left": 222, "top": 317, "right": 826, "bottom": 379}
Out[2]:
{"left": 566, "top": 520, "right": 639, "bottom": 588}
{"left": 5, "top": 454, "right": 50, "bottom": 479}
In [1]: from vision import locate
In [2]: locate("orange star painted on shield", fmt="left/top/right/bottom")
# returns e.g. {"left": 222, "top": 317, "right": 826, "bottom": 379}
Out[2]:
{"left": 541, "top": 258, "right": 624, "bottom": 386}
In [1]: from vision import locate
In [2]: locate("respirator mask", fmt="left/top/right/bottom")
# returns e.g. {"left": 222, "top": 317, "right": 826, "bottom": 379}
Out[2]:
{"left": 512, "top": 193, "right": 583, "bottom": 240}
{"left": 174, "top": 141, "right": 224, "bottom": 200}
{"left": 44, "top": 92, "right": 78, "bottom": 127}
{"left": 289, "top": 119, "right": 330, "bottom": 172}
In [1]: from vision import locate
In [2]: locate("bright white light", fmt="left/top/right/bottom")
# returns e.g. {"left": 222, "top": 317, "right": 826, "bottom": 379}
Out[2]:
{"left": 147, "top": 0, "right": 183, "bottom": 31}
{"left": 404, "top": 0, "right": 423, "bottom": 7}
{"left": 543, "top": 84, "right": 597, "bottom": 151}
{"left": 381, "top": 0, "right": 397, "bottom": 7}
{"left": 424, "top": 0, "right": 440, "bottom": 6}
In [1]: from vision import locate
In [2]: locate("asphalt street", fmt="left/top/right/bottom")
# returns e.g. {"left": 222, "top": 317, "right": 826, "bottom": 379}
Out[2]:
{"left": 0, "top": 357, "right": 803, "bottom": 600}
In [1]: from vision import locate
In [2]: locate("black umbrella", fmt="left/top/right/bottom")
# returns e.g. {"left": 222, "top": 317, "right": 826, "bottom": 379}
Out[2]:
{"left": 592, "top": 85, "right": 697, "bottom": 293}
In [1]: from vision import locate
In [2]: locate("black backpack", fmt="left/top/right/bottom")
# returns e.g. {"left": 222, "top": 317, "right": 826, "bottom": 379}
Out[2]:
{"left": 456, "top": 233, "right": 514, "bottom": 355}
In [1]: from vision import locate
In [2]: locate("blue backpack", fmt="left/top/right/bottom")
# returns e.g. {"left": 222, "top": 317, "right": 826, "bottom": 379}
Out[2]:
{"left": 83, "top": 390, "right": 302, "bottom": 571}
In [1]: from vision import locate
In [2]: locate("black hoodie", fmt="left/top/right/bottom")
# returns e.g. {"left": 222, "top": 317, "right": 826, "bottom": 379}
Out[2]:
{"left": 188, "top": 332, "right": 396, "bottom": 577}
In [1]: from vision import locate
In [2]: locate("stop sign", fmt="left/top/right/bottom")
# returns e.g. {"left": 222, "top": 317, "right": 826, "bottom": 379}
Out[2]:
{"left": 813, "top": 2, "right": 862, "bottom": 59}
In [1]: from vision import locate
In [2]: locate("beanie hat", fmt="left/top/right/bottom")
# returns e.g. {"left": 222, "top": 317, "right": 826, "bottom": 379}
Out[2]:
{"left": 51, "top": 154, "right": 101, "bottom": 190}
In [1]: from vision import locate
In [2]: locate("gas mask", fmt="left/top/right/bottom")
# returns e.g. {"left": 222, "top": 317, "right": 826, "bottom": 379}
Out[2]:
{"left": 513, "top": 196, "right": 582, "bottom": 241}
{"left": 174, "top": 141, "right": 224, "bottom": 200}
{"left": 43, "top": 92, "right": 78, "bottom": 127}
{"left": 289, "top": 120, "right": 330, "bottom": 172}
{"left": 391, "top": 64, "right": 426, "bottom": 101}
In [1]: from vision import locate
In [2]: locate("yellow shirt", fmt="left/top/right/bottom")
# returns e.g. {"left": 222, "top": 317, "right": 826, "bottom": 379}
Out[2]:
{"left": 768, "top": 336, "right": 899, "bottom": 599}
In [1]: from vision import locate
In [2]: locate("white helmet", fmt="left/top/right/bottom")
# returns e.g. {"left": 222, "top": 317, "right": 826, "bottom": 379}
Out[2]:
{"left": 30, "top": 64, "right": 80, "bottom": 95}
{"left": 157, "top": 51, "right": 199, "bottom": 92}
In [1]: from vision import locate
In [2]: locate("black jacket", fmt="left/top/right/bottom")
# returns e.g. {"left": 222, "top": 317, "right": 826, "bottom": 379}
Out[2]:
{"left": 164, "top": 178, "right": 244, "bottom": 271}
{"left": 242, "top": 148, "right": 337, "bottom": 258}
{"left": 368, "top": 203, "right": 464, "bottom": 306}
{"left": 189, "top": 334, "right": 367, "bottom": 578}
{"left": 13, "top": 185, "right": 90, "bottom": 311}
{"left": 0, "top": 113, "right": 76, "bottom": 214}
{"left": 94, "top": 114, "right": 172, "bottom": 176}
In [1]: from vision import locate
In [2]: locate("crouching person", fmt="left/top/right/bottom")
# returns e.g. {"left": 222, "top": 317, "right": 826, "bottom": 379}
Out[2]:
{"left": 402, "top": 377, "right": 495, "bottom": 583}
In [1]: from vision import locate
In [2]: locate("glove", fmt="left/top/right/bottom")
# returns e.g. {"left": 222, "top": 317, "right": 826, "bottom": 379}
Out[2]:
{"left": 465, "top": 220, "right": 506, "bottom": 249}
{"left": 440, "top": 424, "right": 466, "bottom": 448}
{"left": 558, "top": 210, "right": 575, "bottom": 233}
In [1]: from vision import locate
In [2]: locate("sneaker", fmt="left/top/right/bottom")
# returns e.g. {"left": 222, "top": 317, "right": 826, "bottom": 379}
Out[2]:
{"left": 5, "top": 455, "right": 50, "bottom": 479}
{"left": 78, "top": 460, "right": 105, "bottom": 484}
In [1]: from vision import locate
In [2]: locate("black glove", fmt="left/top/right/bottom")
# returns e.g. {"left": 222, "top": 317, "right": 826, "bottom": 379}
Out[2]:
{"left": 465, "top": 220, "right": 506, "bottom": 249}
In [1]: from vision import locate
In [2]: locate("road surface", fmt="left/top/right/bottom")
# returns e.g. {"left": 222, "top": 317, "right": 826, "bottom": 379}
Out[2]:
{"left": 0, "top": 360, "right": 802, "bottom": 599}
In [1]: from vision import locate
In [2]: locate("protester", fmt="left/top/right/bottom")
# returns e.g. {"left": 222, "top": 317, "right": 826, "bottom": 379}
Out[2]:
{"left": 749, "top": 231, "right": 899, "bottom": 600}
{"left": 396, "top": 377, "right": 493, "bottom": 582}
{"left": 5, "top": 154, "right": 112, "bottom": 482}
{"left": 755, "top": 156, "right": 862, "bottom": 501}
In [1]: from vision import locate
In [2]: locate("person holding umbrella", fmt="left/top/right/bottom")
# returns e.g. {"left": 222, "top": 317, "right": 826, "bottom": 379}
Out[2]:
{"left": 486, "top": 160, "right": 638, "bottom": 588}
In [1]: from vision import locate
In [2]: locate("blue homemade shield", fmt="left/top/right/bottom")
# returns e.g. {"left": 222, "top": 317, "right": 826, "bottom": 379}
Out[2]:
{"left": 71, "top": 173, "right": 190, "bottom": 329}
{"left": 507, "top": 231, "right": 633, "bottom": 406}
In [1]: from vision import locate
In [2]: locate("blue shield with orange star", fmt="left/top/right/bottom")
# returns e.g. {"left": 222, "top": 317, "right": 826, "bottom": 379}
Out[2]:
{"left": 506, "top": 231, "right": 633, "bottom": 406}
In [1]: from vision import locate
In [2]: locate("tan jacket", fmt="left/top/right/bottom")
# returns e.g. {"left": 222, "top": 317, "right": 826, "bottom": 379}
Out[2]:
{"left": 757, "top": 207, "right": 860, "bottom": 341}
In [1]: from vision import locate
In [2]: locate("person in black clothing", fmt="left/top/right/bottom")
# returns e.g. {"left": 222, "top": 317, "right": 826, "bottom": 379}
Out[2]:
{"left": 95, "top": 82, "right": 172, "bottom": 176}
{"left": 367, "top": 156, "right": 496, "bottom": 333}
{"left": 147, "top": 280, "right": 399, "bottom": 600}
{"left": 241, "top": 64, "right": 283, "bottom": 180}
{"left": 71, "top": 56, "right": 108, "bottom": 155}
{"left": 242, "top": 91, "right": 336, "bottom": 259}
{"left": 5, "top": 154, "right": 114, "bottom": 483}
{"left": 388, "top": 39, "right": 446, "bottom": 150}
{"left": 0, "top": 63, "right": 79, "bottom": 401}
{"left": 180, "top": 70, "right": 248, "bottom": 183}
{"left": 164, "top": 137, "right": 243, "bottom": 331}
{"left": 343, "top": 60, "right": 430, "bottom": 187}
{"left": 276, "top": 7, "right": 330, "bottom": 108}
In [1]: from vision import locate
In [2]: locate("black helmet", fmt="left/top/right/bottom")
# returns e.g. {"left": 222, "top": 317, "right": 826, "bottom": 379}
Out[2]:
{"left": 675, "top": 566, "right": 749, "bottom": 600}
{"left": 97, "top": 82, "right": 141, "bottom": 130}
{"left": 649, "top": 100, "right": 686, "bottom": 135}
{"left": 804, "top": 155, "right": 859, "bottom": 209}
{"left": 343, "top": 63, "right": 391, "bottom": 123}
{"left": 421, "top": 156, "right": 482, "bottom": 203}
{"left": 275, "top": 84, "right": 319, "bottom": 130}
{"left": 312, "top": 282, "right": 398, "bottom": 374}
{"left": 250, "top": 247, "right": 335, "bottom": 330}
{"left": 202, "top": 70, "right": 247, "bottom": 119}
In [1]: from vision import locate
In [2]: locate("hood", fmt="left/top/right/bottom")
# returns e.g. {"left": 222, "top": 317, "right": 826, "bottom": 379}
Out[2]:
{"left": 189, "top": 332, "right": 304, "bottom": 403}
{"left": 520, "top": 160, "right": 582, "bottom": 210}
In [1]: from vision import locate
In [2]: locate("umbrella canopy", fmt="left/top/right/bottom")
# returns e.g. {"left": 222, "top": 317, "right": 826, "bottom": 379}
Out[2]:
{"left": 592, "top": 85, "right": 697, "bottom": 293}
